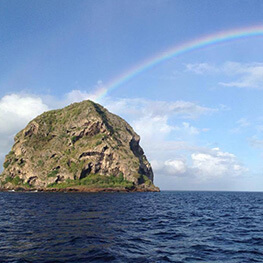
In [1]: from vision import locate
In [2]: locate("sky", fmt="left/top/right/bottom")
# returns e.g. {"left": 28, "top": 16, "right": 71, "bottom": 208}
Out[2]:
{"left": 1, "top": 0, "right": 263, "bottom": 190}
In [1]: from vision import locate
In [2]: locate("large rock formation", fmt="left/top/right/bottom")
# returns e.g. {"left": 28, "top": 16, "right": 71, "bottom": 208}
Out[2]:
{"left": 0, "top": 100, "right": 159, "bottom": 192}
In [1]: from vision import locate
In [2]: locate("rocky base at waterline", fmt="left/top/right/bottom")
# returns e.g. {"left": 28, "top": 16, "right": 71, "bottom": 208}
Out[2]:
{"left": 0, "top": 100, "right": 159, "bottom": 192}
{"left": 0, "top": 184, "right": 160, "bottom": 193}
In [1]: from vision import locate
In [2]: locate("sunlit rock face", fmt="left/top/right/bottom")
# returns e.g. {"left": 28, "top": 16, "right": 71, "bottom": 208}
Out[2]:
{"left": 0, "top": 100, "right": 159, "bottom": 192}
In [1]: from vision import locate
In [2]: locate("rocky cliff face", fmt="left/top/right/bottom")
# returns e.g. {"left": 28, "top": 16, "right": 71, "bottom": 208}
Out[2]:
{"left": 0, "top": 100, "right": 159, "bottom": 191}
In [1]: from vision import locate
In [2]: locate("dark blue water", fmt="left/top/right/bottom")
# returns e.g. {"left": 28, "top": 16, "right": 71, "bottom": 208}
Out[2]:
{"left": 1, "top": 191, "right": 263, "bottom": 262}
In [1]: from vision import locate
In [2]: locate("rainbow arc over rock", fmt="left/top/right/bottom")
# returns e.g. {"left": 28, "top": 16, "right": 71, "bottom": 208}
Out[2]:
{"left": 95, "top": 25, "right": 263, "bottom": 100}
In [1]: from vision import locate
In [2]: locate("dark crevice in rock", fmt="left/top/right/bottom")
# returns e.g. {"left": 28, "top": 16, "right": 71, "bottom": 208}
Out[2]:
{"left": 27, "top": 176, "right": 38, "bottom": 185}
{"left": 55, "top": 175, "right": 64, "bottom": 183}
{"left": 137, "top": 175, "right": 145, "bottom": 185}
{"left": 24, "top": 123, "right": 38, "bottom": 137}
{"left": 125, "top": 127, "right": 134, "bottom": 136}
{"left": 79, "top": 151, "right": 101, "bottom": 159}
{"left": 80, "top": 163, "right": 92, "bottom": 179}
{"left": 85, "top": 122, "right": 103, "bottom": 137}
{"left": 129, "top": 138, "right": 144, "bottom": 157}
{"left": 50, "top": 153, "right": 57, "bottom": 159}
{"left": 130, "top": 138, "right": 153, "bottom": 181}
{"left": 102, "top": 145, "right": 109, "bottom": 152}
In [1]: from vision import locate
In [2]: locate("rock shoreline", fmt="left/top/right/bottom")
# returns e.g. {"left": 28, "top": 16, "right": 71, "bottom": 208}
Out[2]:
{"left": 0, "top": 185, "right": 160, "bottom": 193}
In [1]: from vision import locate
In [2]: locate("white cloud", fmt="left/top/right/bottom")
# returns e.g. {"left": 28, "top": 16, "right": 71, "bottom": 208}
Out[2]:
{"left": 220, "top": 62, "right": 263, "bottom": 89}
{"left": 0, "top": 94, "right": 49, "bottom": 170}
{"left": 104, "top": 98, "right": 216, "bottom": 120}
{"left": 43, "top": 82, "right": 107, "bottom": 109}
{"left": 182, "top": 122, "right": 199, "bottom": 135}
{"left": 236, "top": 118, "right": 250, "bottom": 127}
{"left": 165, "top": 100, "right": 216, "bottom": 119}
{"left": 0, "top": 94, "right": 49, "bottom": 135}
{"left": 65, "top": 90, "right": 95, "bottom": 103}
{"left": 230, "top": 117, "right": 251, "bottom": 133}
{"left": 249, "top": 137, "right": 263, "bottom": 149}
{"left": 152, "top": 148, "right": 248, "bottom": 182}
{"left": 64, "top": 86, "right": 106, "bottom": 104}
{"left": 132, "top": 115, "right": 176, "bottom": 142}
{"left": 151, "top": 159, "right": 188, "bottom": 176}
{"left": 165, "top": 159, "right": 187, "bottom": 174}
{"left": 186, "top": 61, "right": 263, "bottom": 89}
{"left": 191, "top": 148, "right": 247, "bottom": 180}
{"left": 185, "top": 63, "right": 218, "bottom": 74}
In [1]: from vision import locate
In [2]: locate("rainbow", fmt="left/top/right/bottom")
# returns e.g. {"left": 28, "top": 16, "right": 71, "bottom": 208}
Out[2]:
{"left": 96, "top": 25, "right": 263, "bottom": 100}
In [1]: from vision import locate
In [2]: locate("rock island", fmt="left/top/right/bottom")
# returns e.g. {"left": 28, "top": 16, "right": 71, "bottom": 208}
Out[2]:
{"left": 0, "top": 100, "right": 159, "bottom": 192}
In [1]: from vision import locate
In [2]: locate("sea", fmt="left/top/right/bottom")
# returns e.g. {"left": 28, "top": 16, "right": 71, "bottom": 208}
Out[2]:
{"left": 0, "top": 191, "right": 263, "bottom": 262}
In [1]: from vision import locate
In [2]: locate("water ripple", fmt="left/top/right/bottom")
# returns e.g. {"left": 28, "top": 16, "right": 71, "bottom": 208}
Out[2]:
{"left": 1, "top": 191, "right": 263, "bottom": 262}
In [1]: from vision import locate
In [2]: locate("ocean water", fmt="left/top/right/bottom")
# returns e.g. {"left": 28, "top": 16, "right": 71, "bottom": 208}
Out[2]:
{"left": 0, "top": 191, "right": 263, "bottom": 263}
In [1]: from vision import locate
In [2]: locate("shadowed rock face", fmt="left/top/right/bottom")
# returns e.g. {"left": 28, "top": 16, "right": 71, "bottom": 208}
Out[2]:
{"left": 0, "top": 100, "right": 158, "bottom": 191}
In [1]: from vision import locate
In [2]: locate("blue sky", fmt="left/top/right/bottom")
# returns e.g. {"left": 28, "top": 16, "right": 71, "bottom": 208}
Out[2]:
{"left": 1, "top": 0, "right": 263, "bottom": 190}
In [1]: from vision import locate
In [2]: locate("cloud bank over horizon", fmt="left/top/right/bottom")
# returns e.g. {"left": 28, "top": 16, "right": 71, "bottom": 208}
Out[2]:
{"left": 151, "top": 147, "right": 247, "bottom": 182}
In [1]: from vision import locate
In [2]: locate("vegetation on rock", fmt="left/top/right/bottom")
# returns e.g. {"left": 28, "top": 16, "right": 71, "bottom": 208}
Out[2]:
{"left": 0, "top": 100, "right": 159, "bottom": 192}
